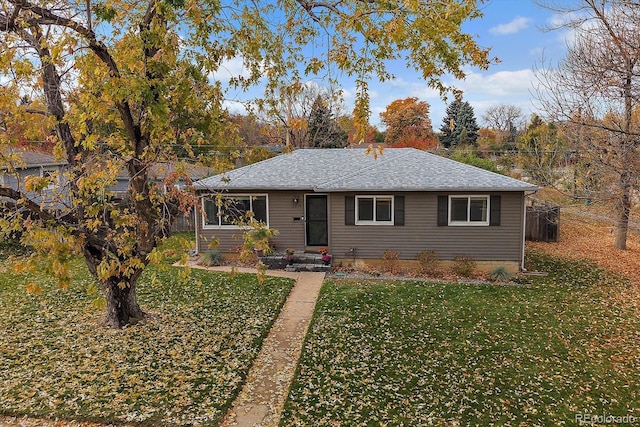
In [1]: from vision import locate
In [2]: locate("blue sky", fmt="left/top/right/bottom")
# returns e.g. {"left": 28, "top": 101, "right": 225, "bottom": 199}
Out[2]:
{"left": 362, "top": 0, "right": 569, "bottom": 129}
{"left": 215, "top": 0, "right": 570, "bottom": 131}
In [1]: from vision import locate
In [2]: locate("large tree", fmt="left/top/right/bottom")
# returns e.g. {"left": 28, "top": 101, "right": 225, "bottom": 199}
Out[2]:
{"left": 0, "top": 0, "right": 492, "bottom": 327}
{"left": 379, "top": 97, "right": 436, "bottom": 149}
{"left": 536, "top": 0, "right": 640, "bottom": 249}
{"left": 262, "top": 82, "right": 327, "bottom": 148}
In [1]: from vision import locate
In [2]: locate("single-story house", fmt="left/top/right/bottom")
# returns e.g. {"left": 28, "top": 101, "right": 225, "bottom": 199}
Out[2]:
{"left": 1, "top": 147, "right": 213, "bottom": 231}
{"left": 193, "top": 148, "right": 539, "bottom": 272}
{"left": 0, "top": 147, "right": 68, "bottom": 208}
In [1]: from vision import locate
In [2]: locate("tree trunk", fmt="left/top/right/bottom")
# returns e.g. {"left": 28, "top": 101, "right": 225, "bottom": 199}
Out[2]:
{"left": 102, "top": 279, "right": 146, "bottom": 328}
{"left": 614, "top": 175, "right": 631, "bottom": 250}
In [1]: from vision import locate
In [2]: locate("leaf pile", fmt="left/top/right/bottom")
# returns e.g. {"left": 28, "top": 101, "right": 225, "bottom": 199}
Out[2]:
{"left": 281, "top": 255, "right": 639, "bottom": 426}
{"left": 0, "top": 260, "right": 294, "bottom": 426}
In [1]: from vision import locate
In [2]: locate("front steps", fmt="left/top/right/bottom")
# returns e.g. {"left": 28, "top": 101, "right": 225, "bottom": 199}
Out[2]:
{"left": 259, "top": 252, "right": 331, "bottom": 273}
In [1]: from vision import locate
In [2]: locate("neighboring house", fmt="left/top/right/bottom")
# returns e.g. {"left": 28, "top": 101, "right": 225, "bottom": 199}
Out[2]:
{"left": 0, "top": 147, "right": 68, "bottom": 208}
{"left": 113, "top": 162, "right": 215, "bottom": 231}
{"left": 194, "top": 148, "right": 539, "bottom": 272}
{"left": 113, "top": 162, "right": 215, "bottom": 195}
{"left": 1, "top": 147, "right": 212, "bottom": 231}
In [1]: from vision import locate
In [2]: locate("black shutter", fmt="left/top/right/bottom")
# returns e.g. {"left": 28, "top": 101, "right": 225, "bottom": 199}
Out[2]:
{"left": 490, "top": 195, "right": 501, "bottom": 226}
{"left": 394, "top": 196, "right": 404, "bottom": 226}
{"left": 345, "top": 196, "right": 355, "bottom": 225}
{"left": 437, "top": 195, "right": 448, "bottom": 226}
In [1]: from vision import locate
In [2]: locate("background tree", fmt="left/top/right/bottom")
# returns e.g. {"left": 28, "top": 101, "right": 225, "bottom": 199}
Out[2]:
{"left": 536, "top": 0, "right": 640, "bottom": 249}
{"left": 262, "top": 83, "right": 327, "bottom": 148}
{"left": 439, "top": 98, "right": 480, "bottom": 148}
{"left": 0, "top": 88, "right": 55, "bottom": 151}
{"left": 379, "top": 97, "right": 437, "bottom": 149}
{"left": 230, "top": 114, "right": 274, "bottom": 147}
{"left": 517, "top": 116, "right": 568, "bottom": 186}
{"left": 482, "top": 104, "right": 525, "bottom": 149}
{"left": 0, "top": 0, "right": 493, "bottom": 328}
{"left": 337, "top": 114, "right": 384, "bottom": 146}
{"left": 307, "top": 95, "right": 348, "bottom": 148}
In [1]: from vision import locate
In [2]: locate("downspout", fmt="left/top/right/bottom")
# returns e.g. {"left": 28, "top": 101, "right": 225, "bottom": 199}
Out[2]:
{"left": 521, "top": 190, "right": 538, "bottom": 272}
{"left": 194, "top": 203, "right": 200, "bottom": 255}
{"left": 521, "top": 193, "right": 527, "bottom": 272}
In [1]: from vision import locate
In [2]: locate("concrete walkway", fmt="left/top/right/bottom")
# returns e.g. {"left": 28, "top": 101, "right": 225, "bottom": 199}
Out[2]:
{"left": 188, "top": 264, "right": 325, "bottom": 427}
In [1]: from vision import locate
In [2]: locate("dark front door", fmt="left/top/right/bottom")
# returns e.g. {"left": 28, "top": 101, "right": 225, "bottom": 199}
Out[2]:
{"left": 305, "top": 195, "right": 328, "bottom": 246}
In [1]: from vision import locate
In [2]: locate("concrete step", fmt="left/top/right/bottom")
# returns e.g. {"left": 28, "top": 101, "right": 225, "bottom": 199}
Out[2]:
{"left": 260, "top": 252, "right": 331, "bottom": 270}
{"left": 285, "top": 263, "right": 331, "bottom": 272}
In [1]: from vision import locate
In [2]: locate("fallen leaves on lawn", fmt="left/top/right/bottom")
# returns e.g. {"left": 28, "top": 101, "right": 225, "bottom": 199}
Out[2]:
{"left": 281, "top": 259, "right": 640, "bottom": 426}
{"left": 0, "top": 265, "right": 294, "bottom": 426}
{"left": 527, "top": 211, "right": 640, "bottom": 307}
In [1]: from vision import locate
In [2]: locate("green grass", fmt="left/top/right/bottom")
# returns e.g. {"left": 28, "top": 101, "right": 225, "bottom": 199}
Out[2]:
{"left": 0, "top": 239, "right": 31, "bottom": 259}
{"left": 281, "top": 251, "right": 640, "bottom": 426}
{"left": 0, "top": 239, "right": 294, "bottom": 426}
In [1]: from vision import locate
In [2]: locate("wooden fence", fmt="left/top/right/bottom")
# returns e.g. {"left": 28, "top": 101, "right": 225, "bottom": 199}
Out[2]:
{"left": 171, "top": 211, "right": 195, "bottom": 232}
{"left": 526, "top": 198, "right": 560, "bottom": 242}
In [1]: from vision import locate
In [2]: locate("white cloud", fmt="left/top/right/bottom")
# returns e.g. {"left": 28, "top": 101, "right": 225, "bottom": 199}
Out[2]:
{"left": 341, "top": 88, "right": 354, "bottom": 101}
{"left": 209, "top": 57, "right": 252, "bottom": 82}
{"left": 489, "top": 16, "right": 531, "bottom": 35}
{"left": 455, "top": 69, "right": 536, "bottom": 97}
{"left": 222, "top": 99, "right": 248, "bottom": 115}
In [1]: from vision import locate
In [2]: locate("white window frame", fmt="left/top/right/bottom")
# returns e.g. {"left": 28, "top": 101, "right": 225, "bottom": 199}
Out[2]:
{"left": 448, "top": 195, "right": 490, "bottom": 226}
{"left": 355, "top": 195, "right": 394, "bottom": 225}
{"left": 202, "top": 193, "right": 269, "bottom": 229}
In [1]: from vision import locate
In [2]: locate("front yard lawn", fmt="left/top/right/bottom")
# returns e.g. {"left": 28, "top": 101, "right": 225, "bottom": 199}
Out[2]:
{"left": 281, "top": 251, "right": 640, "bottom": 426}
{"left": 0, "top": 255, "right": 294, "bottom": 426}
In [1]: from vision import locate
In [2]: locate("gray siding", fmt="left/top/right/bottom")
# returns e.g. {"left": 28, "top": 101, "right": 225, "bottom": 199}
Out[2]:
{"left": 0, "top": 165, "right": 67, "bottom": 209}
{"left": 197, "top": 190, "right": 526, "bottom": 263}
{"left": 197, "top": 190, "right": 308, "bottom": 253}
{"left": 328, "top": 192, "right": 525, "bottom": 262}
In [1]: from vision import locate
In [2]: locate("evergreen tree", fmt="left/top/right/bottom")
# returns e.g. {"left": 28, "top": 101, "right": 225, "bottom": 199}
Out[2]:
{"left": 439, "top": 99, "right": 480, "bottom": 147}
{"left": 458, "top": 127, "right": 469, "bottom": 146}
{"left": 308, "top": 96, "right": 348, "bottom": 148}
{"left": 439, "top": 99, "right": 461, "bottom": 148}
{"left": 455, "top": 101, "right": 479, "bottom": 146}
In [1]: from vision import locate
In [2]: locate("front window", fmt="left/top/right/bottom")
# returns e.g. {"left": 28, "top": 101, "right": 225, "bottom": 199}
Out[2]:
{"left": 356, "top": 195, "right": 393, "bottom": 225}
{"left": 203, "top": 194, "right": 268, "bottom": 228}
{"left": 449, "top": 195, "right": 489, "bottom": 225}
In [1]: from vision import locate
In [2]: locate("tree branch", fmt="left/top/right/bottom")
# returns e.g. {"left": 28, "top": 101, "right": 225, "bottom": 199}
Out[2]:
{"left": 0, "top": 187, "right": 58, "bottom": 222}
{"left": 9, "top": 0, "right": 140, "bottom": 146}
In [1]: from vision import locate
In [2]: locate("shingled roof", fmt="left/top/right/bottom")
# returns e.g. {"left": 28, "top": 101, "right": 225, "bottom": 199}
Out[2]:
{"left": 195, "top": 148, "right": 539, "bottom": 193}
{"left": 1, "top": 147, "right": 67, "bottom": 169}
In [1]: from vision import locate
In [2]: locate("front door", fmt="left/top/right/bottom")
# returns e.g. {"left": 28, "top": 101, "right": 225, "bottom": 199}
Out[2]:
{"left": 305, "top": 194, "right": 328, "bottom": 246}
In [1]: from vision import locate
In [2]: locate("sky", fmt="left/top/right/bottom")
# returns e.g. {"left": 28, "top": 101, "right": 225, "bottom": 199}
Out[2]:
{"left": 360, "top": 0, "right": 571, "bottom": 130}
{"left": 209, "top": 0, "right": 573, "bottom": 133}
{"left": 1, "top": 0, "right": 571, "bottom": 135}
{"left": 370, "top": 0, "right": 569, "bottom": 130}
{"left": 215, "top": 0, "right": 571, "bottom": 132}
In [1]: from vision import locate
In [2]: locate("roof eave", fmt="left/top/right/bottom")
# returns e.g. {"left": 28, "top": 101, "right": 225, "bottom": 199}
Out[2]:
{"left": 314, "top": 186, "right": 541, "bottom": 193}
{"left": 194, "top": 185, "right": 541, "bottom": 193}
